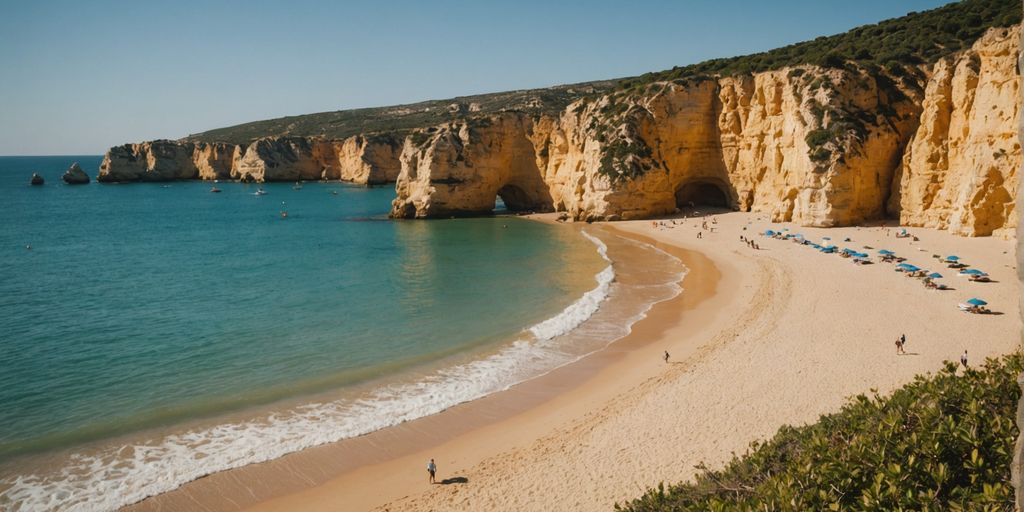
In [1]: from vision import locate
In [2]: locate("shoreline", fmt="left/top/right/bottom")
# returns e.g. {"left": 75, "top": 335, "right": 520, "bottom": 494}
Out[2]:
{"left": 122, "top": 219, "right": 714, "bottom": 511}
{"left": 115, "top": 210, "right": 1021, "bottom": 511}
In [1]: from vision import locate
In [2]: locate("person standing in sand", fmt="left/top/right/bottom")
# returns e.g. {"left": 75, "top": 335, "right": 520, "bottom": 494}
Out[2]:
{"left": 663, "top": 350, "right": 670, "bottom": 363}
{"left": 961, "top": 350, "right": 968, "bottom": 369}
{"left": 427, "top": 458, "right": 437, "bottom": 483}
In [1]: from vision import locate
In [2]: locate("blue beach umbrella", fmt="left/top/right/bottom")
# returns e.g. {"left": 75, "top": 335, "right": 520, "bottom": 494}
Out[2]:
{"left": 945, "top": 255, "right": 960, "bottom": 261}
{"left": 962, "top": 268, "right": 986, "bottom": 275}
{"left": 765, "top": 230, "right": 775, "bottom": 236}
{"left": 878, "top": 249, "right": 894, "bottom": 255}
{"left": 928, "top": 272, "right": 943, "bottom": 279}
{"left": 855, "top": 252, "right": 869, "bottom": 258}
{"left": 966, "top": 298, "right": 987, "bottom": 306}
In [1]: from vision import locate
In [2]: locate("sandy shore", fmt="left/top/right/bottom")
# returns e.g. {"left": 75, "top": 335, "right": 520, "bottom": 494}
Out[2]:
{"left": 129, "top": 212, "right": 1020, "bottom": 511}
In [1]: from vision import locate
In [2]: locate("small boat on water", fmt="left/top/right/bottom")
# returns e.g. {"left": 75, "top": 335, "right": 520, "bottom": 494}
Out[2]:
{"left": 255, "top": 188, "right": 268, "bottom": 196}
{"left": 210, "top": 187, "right": 222, "bottom": 193}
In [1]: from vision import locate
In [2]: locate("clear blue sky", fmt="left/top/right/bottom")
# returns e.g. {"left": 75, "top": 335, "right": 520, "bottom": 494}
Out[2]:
{"left": 1, "top": 0, "right": 954, "bottom": 155}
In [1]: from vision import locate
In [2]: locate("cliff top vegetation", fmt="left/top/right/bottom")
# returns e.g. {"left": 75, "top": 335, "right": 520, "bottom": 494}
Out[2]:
{"left": 186, "top": 0, "right": 1019, "bottom": 145}
{"left": 618, "top": 0, "right": 1019, "bottom": 92}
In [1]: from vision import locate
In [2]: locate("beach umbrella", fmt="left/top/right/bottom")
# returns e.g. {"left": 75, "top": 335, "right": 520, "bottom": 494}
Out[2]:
{"left": 764, "top": 230, "right": 775, "bottom": 236}
{"left": 966, "top": 298, "right": 987, "bottom": 306}
{"left": 962, "top": 268, "right": 986, "bottom": 275}
{"left": 945, "top": 255, "right": 960, "bottom": 261}
{"left": 878, "top": 249, "right": 894, "bottom": 255}
{"left": 928, "top": 272, "right": 943, "bottom": 279}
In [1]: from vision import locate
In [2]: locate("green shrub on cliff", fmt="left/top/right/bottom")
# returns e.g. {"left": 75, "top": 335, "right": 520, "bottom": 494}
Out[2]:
{"left": 615, "top": 353, "right": 1022, "bottom": 511}
{"left": 617, "top": 0, "right": 1020, "bottom": 91}
{"left": 185, "top": 0, "right": 1019, "bottom": 150}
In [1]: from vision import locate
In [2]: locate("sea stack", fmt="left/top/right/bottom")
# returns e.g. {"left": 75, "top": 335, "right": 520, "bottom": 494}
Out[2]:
{"left": 29, "top": 173, "right": 44, "bottom": 186}
{"left": 62, "top": 162, "right": 90, "bottom": 184}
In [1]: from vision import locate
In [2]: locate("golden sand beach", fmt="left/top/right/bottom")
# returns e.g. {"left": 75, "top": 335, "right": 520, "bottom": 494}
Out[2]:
{"left": 126, "top": 211, "right": 1020, "bottom": 512}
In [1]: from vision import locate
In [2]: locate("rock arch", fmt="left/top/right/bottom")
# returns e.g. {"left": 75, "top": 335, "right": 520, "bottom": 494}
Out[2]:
{"left": 497, "top": 183, "right": 548, "bottom": 212}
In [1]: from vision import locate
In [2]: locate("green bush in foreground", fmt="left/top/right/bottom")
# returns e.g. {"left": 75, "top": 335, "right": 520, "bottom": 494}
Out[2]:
{"left": 616, "top": 353, "right": 1022, "bottom": 511}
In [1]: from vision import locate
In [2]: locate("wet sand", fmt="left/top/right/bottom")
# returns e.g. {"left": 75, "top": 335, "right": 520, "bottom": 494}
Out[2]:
{"left": 127, "top": 212, "right": 1020, "bottom": 511}
{"left": 124, "top": 223, "right": 711, "bottom": 512}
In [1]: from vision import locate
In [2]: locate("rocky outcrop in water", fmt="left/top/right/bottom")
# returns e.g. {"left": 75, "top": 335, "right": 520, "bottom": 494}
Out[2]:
{"left": 61, "top": 162, "right": 90, "bottom": 184}
{"left": 98, "top": 135, "right": 401, "bottom": 185}
{"left": 29, "top": 173, "right": 44, "bottom": 186}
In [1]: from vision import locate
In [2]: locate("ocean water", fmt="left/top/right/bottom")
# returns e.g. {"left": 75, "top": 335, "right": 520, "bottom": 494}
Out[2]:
{"left": 0, "top": 157, "right": 685, "bottom": 511}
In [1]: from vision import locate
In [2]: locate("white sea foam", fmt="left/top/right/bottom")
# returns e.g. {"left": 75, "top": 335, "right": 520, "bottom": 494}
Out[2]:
{"left": 529, "top": 231, "right": 613, "bottom": 341}
{"left": 0, "top": 231, "right": 684, "bottom": 512}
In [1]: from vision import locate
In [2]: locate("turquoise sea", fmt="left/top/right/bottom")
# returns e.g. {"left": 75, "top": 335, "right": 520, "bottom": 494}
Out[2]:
{"left": 0, "top": 156, "right": 684, "bottom": 511}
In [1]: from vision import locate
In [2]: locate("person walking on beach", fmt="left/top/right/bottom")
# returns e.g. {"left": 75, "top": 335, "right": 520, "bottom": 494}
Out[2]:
{"left": 427, "top": 458, "right": 437, "bottom": 483}
{"left": 697, "top": 231, "right": 702, "bottom": 239}
{"left": 894, "top": 337, "right": 903, "bottom": 355}
{"left": 663, "top": 350, "right": 670, "bottom": 363}
{"left": 960, "top": 350, "right": 968, "bottom": 369}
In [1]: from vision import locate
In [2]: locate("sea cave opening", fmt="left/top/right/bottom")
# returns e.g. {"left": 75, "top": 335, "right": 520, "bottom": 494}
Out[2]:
{"left": 495, "top": 184, "right": 539, "bottom": 213}
{"left": 674, "top": 180, "right": 732, "bottom": 210}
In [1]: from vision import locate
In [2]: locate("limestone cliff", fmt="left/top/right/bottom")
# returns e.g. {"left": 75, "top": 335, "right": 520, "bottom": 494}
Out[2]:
{"left": 391, "top": 26, "right": 1018, "bottom": 237}
{"left": 392, "top": 65, "right": 922, "bottom": 226}
{"left": 99, "top": 24, "right": 1019, "bottom": 238}
{"left": 98, "top": 135, "right": 400, "bottom": 185}
{"left": 891, "top": 26, "right": 1021, "bottom": 237}
{"left": 391, "top": 116, "right": 552, "bottom": 218}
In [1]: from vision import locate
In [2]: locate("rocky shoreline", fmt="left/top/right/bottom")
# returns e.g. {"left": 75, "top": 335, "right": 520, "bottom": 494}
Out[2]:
{"left": 95, "top": 26, "right": 1020, "bottom": 238}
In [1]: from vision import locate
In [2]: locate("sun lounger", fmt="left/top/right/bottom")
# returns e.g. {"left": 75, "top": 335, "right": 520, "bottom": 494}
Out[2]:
{"left": 958, "top": 304, "right": 991, "bottom": 314}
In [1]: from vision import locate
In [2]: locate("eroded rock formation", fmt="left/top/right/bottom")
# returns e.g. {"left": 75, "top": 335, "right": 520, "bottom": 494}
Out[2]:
{"left": 98, "top": 136, "right": 400, "bottom": 185}
{"left": 390, "top": 26, "right": 1019, "bottom": 237}
{"left": 61, "top": 162, "right": 90, "bottom": 184}
{"left": 99, "top": 27, "right": 1019, "bottom": 238}
{"left": 892, "top": 27, "right": 1021, "bottom": 237}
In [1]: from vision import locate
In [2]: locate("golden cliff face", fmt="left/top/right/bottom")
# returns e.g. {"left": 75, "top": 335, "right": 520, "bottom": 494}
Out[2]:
{"left": 892, "top": 26, "right": 1020, "bottom": 237}
{"left": 98, "top": 135, "right": 400, "bottom": 185}
{"left": 391, "top": 116, "right": 553, "bottom": 218}
{"left": 100, "top": 27, "right": 1018, "bottom": 237}
{"left": 390, "top": 26, "right": 1018, "bottom": 237}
